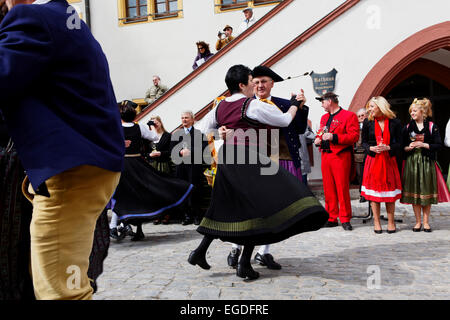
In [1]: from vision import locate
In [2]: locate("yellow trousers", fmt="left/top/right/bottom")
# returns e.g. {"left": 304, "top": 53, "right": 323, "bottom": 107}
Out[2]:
{"left": 27, "top": 165, "right": 120, "bottom": 300}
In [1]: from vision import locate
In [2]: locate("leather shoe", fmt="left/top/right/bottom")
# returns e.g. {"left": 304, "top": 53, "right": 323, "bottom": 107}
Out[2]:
{"left": 323, "top": 221, "right": 339, "bottom": 228}
{"left": 254, "top": 253, "right": 281, "bottom": 270}
{"left": 131, "top": 229, "right": 145, "bottom": 241}
{"left": 109, "top": 227, "right": 125, "bottom": 241}
{"left": 188, "top": 250, "right": 210, "bottom": 270}
{"left": 387, "top": 228, "right": 396, "bottom": 234}
{"left": 182, "top": 217, "right": 193, "bottom": 225}
{"left": 423, "top": 226, "right": 432, "bottom": 233}
{"left": 161, "top": 215, "right": 170, "bottom": 225}
{"left": 153, "top": 219, "right": 161, "bottom": 225}
{"left": 227, "top": 248, "right": 241, "bottom": 268}
{"left": 342, "top": 222, "right": 353, "bottom": 231}
{"left": 236, "top": 263, "right": 259, "bottom": 280}
{"left": 374, "top": 229, "right": 382, "bottom": 234}
{"left": 412, "top": 224, "right": 422, "bottom": 232}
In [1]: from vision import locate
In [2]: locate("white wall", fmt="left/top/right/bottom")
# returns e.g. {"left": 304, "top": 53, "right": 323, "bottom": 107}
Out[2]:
{"left": 269, "top": 0, "right": 450, "bottom": 179}
{"left": 88, "top": 0, "right": 450, "bottom": 180}
{"left": 89, "top": 0, "right": 276, "bottom": 101}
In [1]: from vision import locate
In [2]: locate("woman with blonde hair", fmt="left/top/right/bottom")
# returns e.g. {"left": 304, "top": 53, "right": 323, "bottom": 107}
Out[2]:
{"left": 361, "top": 96, "right": 403, "bottom": 233}
{"left": 401, "top": 98, "right": 449, "bottom": 232}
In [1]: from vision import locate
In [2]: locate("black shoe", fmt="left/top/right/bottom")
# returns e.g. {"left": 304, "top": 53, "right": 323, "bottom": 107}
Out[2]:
{"left": 423, "top": 226, "right": 432, "bottom": 233}
{"left": 153, "top": 219, "right": 161, "bottom": 225}
{"left": 161, "top": 215, "right": 170, "bottom": 225}
{"left": 227, "top": 248, "right": 241, "bottom": 268}
{"left": 374, "top": 229, "right": 382, "bottom": 234}
{"left": 323, "top": 221, "right": 339, "bottom": 228}
{"left": 188, "top": 250, "right": 211, "bottom": 270}
{"left": 109, "top": 227, "right": 123, "bottom": 240}
{"left": 182, "top": 217, "right": 193, "bottom": 226}
{"left": 123, "top": 224, "right": 136, "bottom": 237}
{"left": 359, "top": 196, "right": 367, "bottom": 203}
{"left": 342, "top": 222, "right": 353, "bottom": 231}
{"left": 194, "top": 217, "right": 201, "bottom": 226}
{"left": 236, "top": 263, "right": 259, "bottom": 280}
{"left": 387, "top": 228, "right": 396, "bottom": 234}
{"left": 254, "top": 253, "right": 282, "bottom": 270}
{"left": 412, "top": 224, "right": 422, "bottom": 232}
{"left": 131, "top": 229, "right": 145, "bottom": 241}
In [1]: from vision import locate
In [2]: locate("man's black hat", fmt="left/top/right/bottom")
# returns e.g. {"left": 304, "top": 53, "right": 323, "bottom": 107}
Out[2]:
{"left": 315, "top": 92, "right": 339, "bottom": 102}
{"left": 252, "top": 65, "right": 284, "bottom": 82}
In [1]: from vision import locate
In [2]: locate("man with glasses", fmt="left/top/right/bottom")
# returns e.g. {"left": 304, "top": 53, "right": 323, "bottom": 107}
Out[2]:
{"left": 144, "top": 75, "right": 168, "bottom": 106}
{"left": 226, "top": 65, "right": 309, "bottom": 271}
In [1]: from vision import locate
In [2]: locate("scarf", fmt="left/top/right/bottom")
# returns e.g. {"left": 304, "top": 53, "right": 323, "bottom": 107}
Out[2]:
{"left": 372, "top": 117, "right": 390, "bottom": 178}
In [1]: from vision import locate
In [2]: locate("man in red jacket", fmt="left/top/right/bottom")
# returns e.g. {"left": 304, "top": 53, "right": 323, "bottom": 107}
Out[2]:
{"left": 314, "top": 92, "right": 359, "bottom": 230}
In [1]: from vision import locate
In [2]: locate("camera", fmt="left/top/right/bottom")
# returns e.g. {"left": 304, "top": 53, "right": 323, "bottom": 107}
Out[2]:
{"left": 147, "top": 120, "right": 155, "bottom": 127}
{"left": 218, "top": 31, "right": 226, "bottom": 39}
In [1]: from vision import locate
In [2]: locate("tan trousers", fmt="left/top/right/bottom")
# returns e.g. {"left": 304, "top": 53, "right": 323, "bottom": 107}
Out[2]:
{"left": 26, "top": 165, "right": 120, "bottom": 300}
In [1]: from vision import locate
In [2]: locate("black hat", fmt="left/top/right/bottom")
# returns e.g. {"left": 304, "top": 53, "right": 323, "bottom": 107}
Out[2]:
{"left": 315, "top": 92, "right": 339, "bottom": 102}
{"left": 252, "top": 65, "right": 284, "bottom": 82}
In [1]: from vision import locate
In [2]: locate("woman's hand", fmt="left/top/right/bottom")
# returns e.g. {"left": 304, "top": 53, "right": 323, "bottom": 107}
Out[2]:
{"left": 150, "top": 151, "right": 161, "bottom": 158}
{"left": 125, "top": 140, "right": 131, "bottom": 148}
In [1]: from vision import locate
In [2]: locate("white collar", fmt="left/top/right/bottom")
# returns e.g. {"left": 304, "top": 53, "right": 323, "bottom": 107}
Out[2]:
{"left": 256, "top": 95, "right": 272, "bottom": 101}
{"left": 33, "top": 0, "right": 52, "bottom": 4}
{"left": 225, "top": 93, "right": 247, "bottom": 102}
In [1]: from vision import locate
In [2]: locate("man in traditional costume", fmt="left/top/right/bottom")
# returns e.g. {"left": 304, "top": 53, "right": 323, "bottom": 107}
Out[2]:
{"left": 226, "top": 66, "right": 309, "bottom": 271}
{"left": 314, "top": 92, "right": 359, "bottom": 231}
{"left": 187, "top": 64, "right": 328, "bottom": 280}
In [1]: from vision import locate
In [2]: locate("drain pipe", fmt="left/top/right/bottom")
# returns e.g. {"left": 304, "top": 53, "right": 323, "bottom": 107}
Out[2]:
{"left": 85, "top": 0, "right": 91, "bottom": 29}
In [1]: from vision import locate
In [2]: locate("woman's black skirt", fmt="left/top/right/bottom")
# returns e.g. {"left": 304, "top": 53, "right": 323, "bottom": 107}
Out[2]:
{"left": 197, "top": 144, "right": 328, "bottom": 246}
{"left": 113, "top": 156, "right": 193, "bottom": 225}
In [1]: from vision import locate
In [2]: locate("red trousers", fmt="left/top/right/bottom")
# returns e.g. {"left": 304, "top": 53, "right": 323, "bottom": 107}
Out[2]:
{"left": 321, "top": 151, "right": 352, "bottom": 223}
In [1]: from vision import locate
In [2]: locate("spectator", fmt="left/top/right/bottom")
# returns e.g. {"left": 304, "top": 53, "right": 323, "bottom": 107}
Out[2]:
{"left": 314, "top": 92, "right": 359, "bottom": 231}
{"left": 144, "top": 75, "right": 168, "bottom": 105}
{"left": 237, "top": 7, "right": 256, "bottom": 35}
{"left": 400, "top": 98, "right": 449, "bottom": 232}
{"left": 445, "top": 118, "right": 450, "bottom": 190}
{"left": 171, "top": 111, "right": 209, "bottom": 226}
{"left": 216, "top": 25, "right": 235, "bottom": 51}
{"left": 360, "top": 97, "right": 403, "bottom": 234}
{"left": 193, "top": 41, "right": 214, "bottom": 70}
{"left": 299, "top": 122, "right": 316, "bottom": 187}
{"left": 354, "top": 107, "right": 368, "bottom": 201}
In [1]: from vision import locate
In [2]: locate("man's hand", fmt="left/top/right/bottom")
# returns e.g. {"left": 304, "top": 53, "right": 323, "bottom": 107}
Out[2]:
{"left": 180, "top": 148, "right": 191, "bottom": 157}
{"left": 0, "top": 0, "right": 8, "bottom": 22}
{"left": 322, "top": 133, "right": 333, "bottom": 141}
{"left": 125, "top": 140, "right": 131, "bottom": 148}
{"left": 293, "top": 89, "right": 306, "bottom": 109}
{"left": 150, "top": 151, "right": 161, "bottom": 158}
{"left": 218, "top": 126, "right": 234, "bottom": 141}
{"left": 314, "top": 137, "right": 321, "bottom": 146}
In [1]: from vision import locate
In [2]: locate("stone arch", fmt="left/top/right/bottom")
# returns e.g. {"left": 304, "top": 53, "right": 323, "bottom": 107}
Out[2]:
{"left": 349, "top": 21, "right": 450, "bottom": 112}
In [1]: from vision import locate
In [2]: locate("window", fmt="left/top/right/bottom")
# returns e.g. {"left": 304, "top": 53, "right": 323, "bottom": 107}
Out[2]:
{"left": 118, "top": 0, "right": 183, "bottom": 25}
{"left": 154, "top": 0, "right": 180, "bottom": 19}
{"left": 125, "top": 0, "right": 148, "bottom": 22}
{"left": 216, "top": 1, "right": 281, "bottom": 12}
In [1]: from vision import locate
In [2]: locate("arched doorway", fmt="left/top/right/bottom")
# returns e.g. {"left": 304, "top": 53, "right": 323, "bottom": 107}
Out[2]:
{"left": 384, "top": 73, "right": 450, "bottom": 175}
{"left": 349, "top": 21, "right": 450, "bottom": 176}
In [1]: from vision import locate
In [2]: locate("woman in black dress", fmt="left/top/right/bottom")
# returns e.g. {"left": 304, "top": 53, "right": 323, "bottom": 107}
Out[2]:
{"left": 112, "top": 101, "right": 193, "bottom": 240}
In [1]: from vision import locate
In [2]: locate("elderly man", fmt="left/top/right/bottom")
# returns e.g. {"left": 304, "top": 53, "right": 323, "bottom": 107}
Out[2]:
{"left": 0, "top": 0, "right": 124, "bottom": 299}
{"left": 314, "top": 92, "right": 359, "bottom": 231}
{"left": 144, "top": 75, "right": 168, "bottom": 105}
{"left": 216, "top": 24, "right": 235, "bottom": 51}
{"left": 171, "top": 111, "right": 209, "bottom": 226}
{"left": 226, "top": 65, "right": 309, "bottom": 271}
{"left": 237, "top": 7, "right": 256, "bottom": 35}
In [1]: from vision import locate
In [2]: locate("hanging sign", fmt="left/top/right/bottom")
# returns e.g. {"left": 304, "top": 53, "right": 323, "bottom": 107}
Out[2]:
{"left": 310, "top": 69, "right": 338, "bottom": 95}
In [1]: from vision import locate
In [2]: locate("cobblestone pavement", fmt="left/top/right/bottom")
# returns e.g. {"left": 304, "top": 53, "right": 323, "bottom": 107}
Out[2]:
{"left": 94, "top": 201, "right": 450, "bottom": 300}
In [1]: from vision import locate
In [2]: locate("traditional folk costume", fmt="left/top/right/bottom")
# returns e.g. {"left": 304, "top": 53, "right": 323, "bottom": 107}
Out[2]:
{"left": 360, "top": 118, "right": 402, "bottom": 202}
{"left": 316, "top": 107, "right": 360, "bottom": 224}
{"left": 196, "top": 94, "right": 328, "bottom": 246}
{"left": 401, "top": 120, "right": 450, "bottom": 205}
{"left": 113, "top": 122, "right": 193, "bottom": 226}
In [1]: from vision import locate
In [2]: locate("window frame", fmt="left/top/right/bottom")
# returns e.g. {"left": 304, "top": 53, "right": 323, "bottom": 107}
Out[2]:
{"left": 215, "top": 0, "right": 282, "bottom": 13}
{"left": 118, "top": 0, "right": 183, "bottom": 26}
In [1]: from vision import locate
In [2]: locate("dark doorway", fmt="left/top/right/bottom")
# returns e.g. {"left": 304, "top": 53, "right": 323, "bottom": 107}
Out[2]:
{"left": 384, "top": 74, "right": 450, "bottom": 176}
